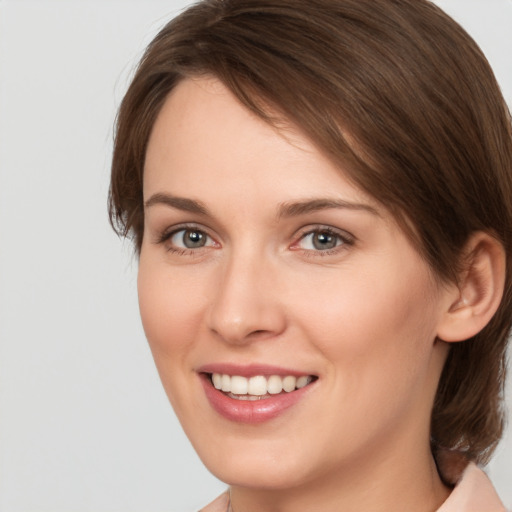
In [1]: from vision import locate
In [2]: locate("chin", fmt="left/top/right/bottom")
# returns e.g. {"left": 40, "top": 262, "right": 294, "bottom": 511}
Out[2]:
{"left": 206, "top": 456, "right": 310, "bottom": 490}
{"left": 187, "top": 429, "right": 316, "bottom": 489}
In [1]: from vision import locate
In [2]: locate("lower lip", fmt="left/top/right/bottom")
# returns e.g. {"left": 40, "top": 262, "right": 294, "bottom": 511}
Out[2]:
{"left": 200, "top": 374, "right": 315, "bottom": 423}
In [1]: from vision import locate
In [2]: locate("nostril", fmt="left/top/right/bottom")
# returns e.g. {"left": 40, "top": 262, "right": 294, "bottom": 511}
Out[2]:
{"left": 249, "top": 329, "right": 274, "bottom": 338}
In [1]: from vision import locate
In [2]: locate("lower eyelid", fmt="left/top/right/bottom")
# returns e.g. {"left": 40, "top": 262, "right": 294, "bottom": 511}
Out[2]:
{"left": 299, "top": 248, "right": 345, "bottom": 259}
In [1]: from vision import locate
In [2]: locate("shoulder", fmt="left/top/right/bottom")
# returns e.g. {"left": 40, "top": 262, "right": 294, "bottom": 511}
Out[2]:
{"left": 199, "top": 491, "right": 230, "bottom": 512}
{"left": 437, "top": 462, "right": 507, "bottom": 512}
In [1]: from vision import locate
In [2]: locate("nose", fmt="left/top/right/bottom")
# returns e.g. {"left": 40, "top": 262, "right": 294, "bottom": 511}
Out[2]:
{"left": 206, "top": 251, "right": 287, "bottom": 345}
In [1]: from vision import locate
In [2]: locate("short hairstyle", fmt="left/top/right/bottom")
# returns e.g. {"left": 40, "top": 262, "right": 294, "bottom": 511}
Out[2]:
{"left": 109, "top": 0, "right": 512, "bottom": 464}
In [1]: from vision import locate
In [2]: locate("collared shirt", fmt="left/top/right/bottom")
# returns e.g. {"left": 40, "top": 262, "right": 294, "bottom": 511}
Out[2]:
{"left": 437, "top": 462, "right": 506, "bottom": 512}
{"left": 200, "top": 492, "right": 229, "bottom": 512}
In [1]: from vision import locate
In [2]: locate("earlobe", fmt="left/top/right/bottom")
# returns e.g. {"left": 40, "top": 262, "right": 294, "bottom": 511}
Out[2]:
{"left": 436, "top": 232, "right": 506, "bottom": 343}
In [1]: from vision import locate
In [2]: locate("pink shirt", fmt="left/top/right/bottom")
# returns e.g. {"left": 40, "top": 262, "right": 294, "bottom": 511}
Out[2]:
{"left": 438, "top": 463, "right": 506, "bottom": 512}
{"left": 200, "top": 463, "right": 506, "bottom": 511}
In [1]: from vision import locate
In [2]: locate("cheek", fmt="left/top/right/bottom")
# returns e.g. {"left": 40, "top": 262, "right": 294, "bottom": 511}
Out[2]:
{"left": 137, "top": 258, "right": 213, "bottom": 421}
{"left": 137, "top": 258, "right": 205, "bottom": 359}
{"left": 292, "top": 260, "right": 440, "bottom": 393}
{"left": 290, "top": 268, "right": 442, "bottom": 458}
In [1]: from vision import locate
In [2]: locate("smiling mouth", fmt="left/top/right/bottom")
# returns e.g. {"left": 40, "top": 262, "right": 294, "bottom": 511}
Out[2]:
{"left": 208, "top": 373, "right": 317, "bottom": 400}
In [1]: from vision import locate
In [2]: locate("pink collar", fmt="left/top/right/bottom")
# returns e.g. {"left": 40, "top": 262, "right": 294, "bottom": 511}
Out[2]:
{"left": 437, "top": 462, "right": 506, "bottom": 512}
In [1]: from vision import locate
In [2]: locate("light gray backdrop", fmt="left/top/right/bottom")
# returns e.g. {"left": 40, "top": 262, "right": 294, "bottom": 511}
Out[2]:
{"left": 0, "top": 1, "right": 510, "bottom": 511}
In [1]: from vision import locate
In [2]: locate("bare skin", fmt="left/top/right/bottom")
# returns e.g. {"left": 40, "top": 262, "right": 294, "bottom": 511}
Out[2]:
{"left": 138, "top": 77, "right": 503, "bottom": 512}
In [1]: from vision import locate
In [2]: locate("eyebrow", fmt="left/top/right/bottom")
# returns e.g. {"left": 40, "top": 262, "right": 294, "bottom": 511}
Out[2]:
{"left": 144, "top": 193, "right": 209, "bottom": 215}
{"left": 144, "top": 193, "right": 380, "bottom": 219}
{"left": 277, "top": 198, "right": 380, "bottom": 218}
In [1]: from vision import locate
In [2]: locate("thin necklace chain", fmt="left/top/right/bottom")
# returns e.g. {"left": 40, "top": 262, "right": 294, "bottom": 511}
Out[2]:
{"left": 227, "top": 489, "right": 233, "bottom": 512}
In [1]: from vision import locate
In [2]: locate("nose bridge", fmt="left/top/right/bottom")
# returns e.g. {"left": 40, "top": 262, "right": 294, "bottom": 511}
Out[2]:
{"left": 207, "top": 244, "right": 285, "bottom": 344}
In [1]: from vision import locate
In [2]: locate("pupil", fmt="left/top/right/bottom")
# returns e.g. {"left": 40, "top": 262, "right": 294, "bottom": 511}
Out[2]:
{"left": 313, "top": 232, "right": 336, "bottom": 250}
{"left": 184, "top": 230, "right": 205, "bottom": 248}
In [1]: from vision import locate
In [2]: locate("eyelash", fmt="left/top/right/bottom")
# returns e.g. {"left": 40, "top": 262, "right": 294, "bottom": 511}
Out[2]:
{"left": 291, "top": 226, "right": 355, "bottom": 257}
{"left": 156, "top": 224, "right": 216, "bottom": 256}
{"left": 155, "top": 224, "right": 355, "bottom": 257}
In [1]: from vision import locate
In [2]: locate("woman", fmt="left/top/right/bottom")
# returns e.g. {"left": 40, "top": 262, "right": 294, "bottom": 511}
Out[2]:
{"left": 109, "top": 0, "right": 512, "bottom": 510}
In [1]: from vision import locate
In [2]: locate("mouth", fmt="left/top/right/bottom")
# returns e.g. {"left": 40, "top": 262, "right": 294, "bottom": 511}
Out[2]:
{"left": 199, "top": 369, "right": 318, "bottom": 423}
{"left": 208, "top": 373, "right": 317, "bottom": 400}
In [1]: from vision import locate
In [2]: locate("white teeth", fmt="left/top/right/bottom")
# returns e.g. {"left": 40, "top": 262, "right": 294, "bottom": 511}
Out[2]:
{"left": 282, "top": 375, "right": 297, "bottom": 392}
{"left": 221, "top": 374, "right": 231, "bottom": 392}
{"left": 267, "top": 375, "right": 283, "bottom": 394}
{"left": 212, "top": 373, "right": 223, "bottom": 390}
{"left": 296, "top": 375, "right": 312, "bottom": 389}
{"left": 210, "top": 373, "right": 314, "bottom": 396}
{"left": 248, "top": 375, "right": 267, "bottom": 395}
{"left": 231, "top": 375, "right": 248, "bottom": 395}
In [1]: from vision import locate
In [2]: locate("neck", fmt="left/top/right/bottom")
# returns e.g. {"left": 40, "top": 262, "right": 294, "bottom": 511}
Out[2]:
{"left": 228, "top": 438, "right": 450, "bottom": 512}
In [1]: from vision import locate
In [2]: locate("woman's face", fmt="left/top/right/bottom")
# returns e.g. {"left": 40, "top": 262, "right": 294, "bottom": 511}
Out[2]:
{"left": 139, "top": 77, "right": 452, "bottom": 489}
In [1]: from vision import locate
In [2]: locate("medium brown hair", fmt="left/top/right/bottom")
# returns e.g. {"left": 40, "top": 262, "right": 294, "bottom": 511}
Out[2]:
{"left": 109, "top": 0, "right": 512, "bottom": 464}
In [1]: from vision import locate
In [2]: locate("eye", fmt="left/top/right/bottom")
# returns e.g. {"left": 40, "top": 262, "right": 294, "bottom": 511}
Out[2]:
{"left": 292, "top": 227, "right": 353, "bottom": 253}
{"left": 301, "top": 230, "right": 340, "bottom": 250}
{"left": 170, "top": 228, "right": 214, "bottom": 249}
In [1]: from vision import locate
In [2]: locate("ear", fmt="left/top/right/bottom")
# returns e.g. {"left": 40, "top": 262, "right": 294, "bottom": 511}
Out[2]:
{"left": 436, "top": 232, "right": 506, "bottom": 343}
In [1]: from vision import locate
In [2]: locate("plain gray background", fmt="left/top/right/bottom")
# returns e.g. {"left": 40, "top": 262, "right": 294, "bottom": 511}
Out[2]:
{"left": 0, "top": 1, "right": 511, "bottom": 511}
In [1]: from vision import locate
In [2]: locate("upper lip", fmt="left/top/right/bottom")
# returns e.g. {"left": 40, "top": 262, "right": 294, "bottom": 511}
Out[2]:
{"left": 197, "top": 363, "right": 317, "bottom": 378}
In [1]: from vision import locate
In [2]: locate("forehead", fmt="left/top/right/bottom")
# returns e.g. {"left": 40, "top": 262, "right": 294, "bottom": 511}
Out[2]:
{"left": 145, "top": 76, "right": 308, "bottom": 171}
{"left": 144, "top": 77, "right": 375, "bottom": 208}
